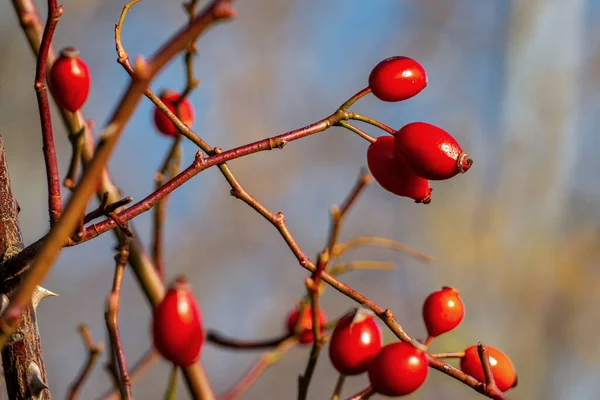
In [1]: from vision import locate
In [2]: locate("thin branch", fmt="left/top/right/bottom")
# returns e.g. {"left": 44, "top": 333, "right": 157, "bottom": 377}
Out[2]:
{"left": 338, "top": 87, "right": 371, "bottom": 111}
{"left": 337, "top": 121, "right": 376, "bottom": 143}
{"left": 218, "top": 337, "right": 298, "bottom": 400}
{"left": 327, "top": 169, "right": 372, "bottom": 252}
{"left": 67, "top": 324, "right": 104, "bottom": 400}
{"left": 345, "top": 386, "right": 375, "bottom": 400}
{"left": 430, "top": 351, "right": 465, "bottom": 359}
{"left": 328, "top": 261, "right": 395, "bottom": 276}
{"left": 163, "top": 366, "right": 178, "bottom": 400}
{"left": 297, "top": 250, "right": 329, "bottom": 400}
{"left": 206, "top": 331, "right": 292, "bottom": 350}
{"left": 475, "top": 343, "right": 509, "bottom": 399}
{"left": 35, "top": 0, "right": 63, "bottom": 224}
{"left": 152, "top": 136, "right": 182, "bottom": 278}
{"left": 105, "top": 240, "right": 132, "bottom": 400}
{"left": 332, "top": 236, "right": 434, "bottom": 263}
{"left": 83, "top": 193, "right": 134, "bottom": 224}
{"left": 348, "top": 112, "right": 396, "bottom": 135}
{"left": 100, "top": 348, "right": 158, "bottom": 400}
{"left": 330, "top": 374, "right": 346, "bottom": 400}
{"left": 63, "top": 115, "right": 84, "bottom": 189}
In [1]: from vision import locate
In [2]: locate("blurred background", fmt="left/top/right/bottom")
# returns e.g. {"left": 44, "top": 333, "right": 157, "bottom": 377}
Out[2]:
{"left": 1, "top": 0, "right": 599, "bottom": 398}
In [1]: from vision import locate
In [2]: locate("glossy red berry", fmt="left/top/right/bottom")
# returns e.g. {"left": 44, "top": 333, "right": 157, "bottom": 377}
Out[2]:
{"left": 394, "top": 122, "right": 472, "bottom": 180}
{"left": 152, "top": 278, "right": 204, "bottom": 366}
{"left": 367, "top": 135, "right": 432, "bottom": 203}
{"left": 368, "top": 56, "right": 427, "bottom": 102}
{"left": 286, "top": 306, "right": 327, "bottom": 344}
{"left": 49, "top": 47, "right": 91, "bottom": 112}
{"left": 422, "top": 286, "right": 465, "bottom": 338}
{"left": 328, "top": 309, "right": 382, "bottom": 375}
{"left": 368, "top": 342, "right": 429, "bottom": 396}
{"left": 460, "top": 345, "right": 517, "bottom": 392}
{"left": 154, "top": 90, "right": 195, "bottom": 137}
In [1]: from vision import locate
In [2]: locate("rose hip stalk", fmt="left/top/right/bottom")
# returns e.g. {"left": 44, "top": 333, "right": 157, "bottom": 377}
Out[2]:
{"left": 394, "top": 122, "right": 472, "bottom": 180}
{"left": 49, "top": 47, "right": 91, "bottom": 112}
{"left": 367, "top": 135, "right": 432, "bottom": 203}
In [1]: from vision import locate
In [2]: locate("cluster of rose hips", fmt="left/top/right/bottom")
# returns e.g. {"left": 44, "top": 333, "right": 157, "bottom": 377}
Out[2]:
{"left": 49, "top": 48, "right": 512, "bottom": 397}
{"left": 48, "top": 49, "right": 467, "bottom": 207}
{"left": 150, "top": 281, "right": 516, "bottom": 397}
{"left": 366, "top": 57, "right": 472, "bottom": 203}
{"left": 284, "top": 287, "right": 517, "bottom": 397}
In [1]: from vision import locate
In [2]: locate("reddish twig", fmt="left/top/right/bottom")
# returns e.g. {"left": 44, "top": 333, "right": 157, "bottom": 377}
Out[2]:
{"left": 474, "top": 343, "right": 510, "bottom": 399}
{"left": 100, "top": 348, "right": 158, "bottom": 400}
{"left": 105, "top": 240, "right": 132, "bottom": 400}
{"left": 35, "top": 0, "right": 63, "bottom": 224}
{"left": 218, "top": 337, "right": 298, "bottom": 400}
{"left": 67, "top": 324, "right": 104, "bottom": 400}
{"left": 327, "top": 169, "right": 372, "bottom": 252}
{"left": 206, "top": 331, "right": 292, "bottom": 350}
{"left": 345, "top": 386, "right": 375, "bottom": 400}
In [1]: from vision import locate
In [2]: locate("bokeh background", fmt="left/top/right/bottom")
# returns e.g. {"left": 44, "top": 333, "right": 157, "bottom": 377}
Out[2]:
{"left": 1, "top": 0, "right": 599, "bottom": 398}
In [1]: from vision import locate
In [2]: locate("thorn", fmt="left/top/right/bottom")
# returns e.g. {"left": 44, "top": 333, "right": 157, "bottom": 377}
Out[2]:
{"left": 0, "top": 294, "right": 9, "bottom": 314}
{"left": 27, "top": 362, "right": 49, "bottom": 400}
{"left": 31, "top": 286, "right": 58, "bottom": 310}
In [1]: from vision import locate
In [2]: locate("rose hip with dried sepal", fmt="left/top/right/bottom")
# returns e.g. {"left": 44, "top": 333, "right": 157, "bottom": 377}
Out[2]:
{"left": 368, "top": 56, "right": 427, "bottom": 102}
{"left": 394, "top": 122, "right": 472, "bottom": 180}
{"left": 49, "top": 47, "right": 91, "bottom": 112}
{"left": 367, "top": 135, "right": 432, "bottom": 203}
{"left": 422, "top": 286, "right": 465, "bottom": 339}
{"left": 152, "top": 277, "right": 204, "bottom": 366}
{"left": 328, "top": 308, "right": 382, "bottom": 375}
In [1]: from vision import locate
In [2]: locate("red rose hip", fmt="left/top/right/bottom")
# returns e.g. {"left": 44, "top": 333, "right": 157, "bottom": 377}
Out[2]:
{"left": 460, "top": 345, "right": 517, "bottom": 392}
{"left": 367, "top": 135, "right": 432, "bottom": 203}
{"left": 328, "top": 308, "right": 382, "bottom": 375}
{"left": 368, "top": 342, "right": 429, "bottom": 396}
{"left": 154, "top": 90, "right": 195, "bottom": 137}
{"left": 152, "top": 277, "right": 204, "bottom": 366}
{"left": 394, "top": 122, "right": 472, "bottom": 180}
{"left": 368, "top": 56, "right": 427, "bottom": 102}
{"left": 422, "top": 286, "right": 465, "bottom": 338}
{"left": 286, "top": 306, "right": 327, "bottom": 344}
{"left": 49, "top": 47, "right": 91, "bottom": 112}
